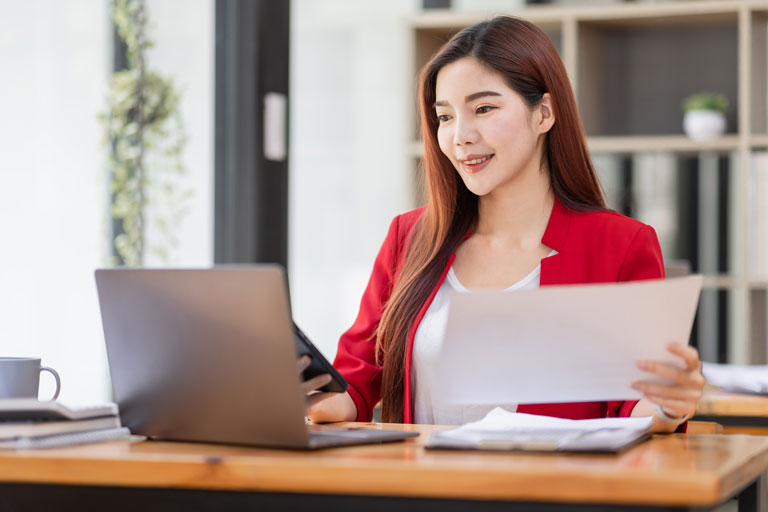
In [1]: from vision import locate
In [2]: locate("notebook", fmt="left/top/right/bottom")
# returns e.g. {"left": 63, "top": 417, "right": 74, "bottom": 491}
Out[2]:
{"left": 95, "top": 266, "right": 418, "bottom": 449}
{"left": 0, "top": 399, "right": 128, "bottom": 450}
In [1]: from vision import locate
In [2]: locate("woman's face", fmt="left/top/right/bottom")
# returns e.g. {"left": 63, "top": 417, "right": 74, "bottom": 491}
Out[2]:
{"left": 434, "top": 57, "right": 552, "bottom": 197}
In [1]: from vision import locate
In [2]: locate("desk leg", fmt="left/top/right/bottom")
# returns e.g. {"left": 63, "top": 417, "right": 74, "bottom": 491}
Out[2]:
{"left": 737, "top": 473, "right": 765, "bottom": 512}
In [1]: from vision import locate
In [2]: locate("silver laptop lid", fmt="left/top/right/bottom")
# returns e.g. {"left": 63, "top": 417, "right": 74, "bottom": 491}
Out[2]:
{"left": 95, "top": 266, "right": 311, "bottom": 448}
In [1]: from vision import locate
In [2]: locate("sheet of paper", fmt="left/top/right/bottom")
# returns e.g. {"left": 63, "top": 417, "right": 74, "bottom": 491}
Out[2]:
{"left": 702, "top": 362, "right": 768, "bottom": 394}
{"left": 433, "top": 275, "right": 702, "bottom": 406}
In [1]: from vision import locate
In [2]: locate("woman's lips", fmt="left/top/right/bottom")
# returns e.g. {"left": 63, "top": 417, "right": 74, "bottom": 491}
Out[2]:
{"left": 460, "top": 154, "right": 494, "bottom": 173}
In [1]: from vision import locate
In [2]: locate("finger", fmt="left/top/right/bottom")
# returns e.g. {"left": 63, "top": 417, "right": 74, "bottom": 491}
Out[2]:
{"left": 307, "top": 391, "right": 334, "bottom": 408}
{"left": 631, "top": 380, "right": 703, "bottom": 401}
{"left": 666, "top": 343, "right": 701, "bottom": 371}
{"left": 636, "top": 360, "right": 688, "bottom": 384}
{"left": 636, "top": 361, "right": 706, "bottom": 389}
{"left": 296, "top": 355, "right": 311, "bottom": 373}
{"left": 300, "top": 373, "right": 332, "bottom": 395}
{"left": 642, "top": 393, "right": 696, "bottom": 418}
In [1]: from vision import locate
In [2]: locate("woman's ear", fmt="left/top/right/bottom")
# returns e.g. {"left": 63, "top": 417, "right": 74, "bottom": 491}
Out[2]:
{"left": 537, "top": 93, "right": 555, "bottom": 134}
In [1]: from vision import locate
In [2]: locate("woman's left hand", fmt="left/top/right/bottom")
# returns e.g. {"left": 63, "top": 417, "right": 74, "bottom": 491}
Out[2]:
{"left": 631, "top": 342, "right": 705, "bottom": 421}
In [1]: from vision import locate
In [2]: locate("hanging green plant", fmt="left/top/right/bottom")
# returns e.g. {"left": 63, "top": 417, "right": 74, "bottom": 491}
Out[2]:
{"left": 100, "top": 0, "right": 190, "bottom": 266}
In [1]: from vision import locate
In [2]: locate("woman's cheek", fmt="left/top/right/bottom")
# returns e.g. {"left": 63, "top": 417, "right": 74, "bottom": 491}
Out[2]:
{"left": 437, "top": 127, "right": 454, "bottom": 160}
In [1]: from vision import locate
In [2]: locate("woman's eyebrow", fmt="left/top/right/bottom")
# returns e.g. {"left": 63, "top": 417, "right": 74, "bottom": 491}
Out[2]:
{"left": 434, "top": 90, "right": 502, "bottom": 108}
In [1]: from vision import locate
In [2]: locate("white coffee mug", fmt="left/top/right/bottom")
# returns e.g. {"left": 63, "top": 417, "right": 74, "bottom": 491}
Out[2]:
{"left": 0, "top": 357, "right": 61, "bottom": 400}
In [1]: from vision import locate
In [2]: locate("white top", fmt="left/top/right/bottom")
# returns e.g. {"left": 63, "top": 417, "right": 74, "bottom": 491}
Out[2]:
{"left": 411, "top": 253, "right": 555, "bottom": 425}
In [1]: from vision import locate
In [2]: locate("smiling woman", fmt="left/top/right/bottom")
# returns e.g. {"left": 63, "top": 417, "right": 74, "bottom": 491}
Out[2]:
{"left": 305, "top": 16, "right": 704, "bottom": 432}
{"left": 434, "top": 60, "right": 552, "bottom": 199}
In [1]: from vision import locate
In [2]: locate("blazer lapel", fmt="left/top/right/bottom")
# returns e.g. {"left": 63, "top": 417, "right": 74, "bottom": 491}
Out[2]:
{"left": 540, "top": 198, "right": 573, "bottom": 286}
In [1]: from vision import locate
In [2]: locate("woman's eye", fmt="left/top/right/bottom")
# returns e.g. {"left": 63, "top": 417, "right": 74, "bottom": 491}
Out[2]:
{"left": 476, "top": 105, "right": 495, "bottom": 114}
{"left": 437, "top": 114, "right": 452, "bottom": 123}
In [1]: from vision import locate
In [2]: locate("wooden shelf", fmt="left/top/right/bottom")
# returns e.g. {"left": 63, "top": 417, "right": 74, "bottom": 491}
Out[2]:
{"left": 588, "top": 135, "right": 741, "bottom": 155}
{"left": 751, "top": 135, "right": 768, "bottom": 148}
{"left": 408, "top": 1, "right": 768, "bottom": 30}
{"left": 703, "top": 275, "right": 734, "bottom": 289}
{"left": 408, "top": 6, "right": 563, "bottom": 31}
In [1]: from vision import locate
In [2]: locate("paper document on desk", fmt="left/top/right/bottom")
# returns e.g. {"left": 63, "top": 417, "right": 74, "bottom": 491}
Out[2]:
{"left": 702, "top": 362, "right": 768, "bottom": 394}
{"left": 426, "top": 408, "right": 653, "bottom": 452}
{"left": 434, "top": 275, "right": 702, "bottom": 406}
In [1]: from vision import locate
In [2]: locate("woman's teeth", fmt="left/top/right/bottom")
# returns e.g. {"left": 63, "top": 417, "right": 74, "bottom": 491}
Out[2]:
{"left": 464, "top": 155, "right": 492, "bottom": 165}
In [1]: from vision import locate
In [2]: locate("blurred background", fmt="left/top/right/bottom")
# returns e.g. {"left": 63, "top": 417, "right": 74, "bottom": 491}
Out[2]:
{"left": 0, "top": 0, "right": 766, "bottom": 404}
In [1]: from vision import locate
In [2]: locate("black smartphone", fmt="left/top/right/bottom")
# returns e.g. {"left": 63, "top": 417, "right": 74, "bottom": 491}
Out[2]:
{"left": 293, "top": 322, "right": 349, "bottom": 394}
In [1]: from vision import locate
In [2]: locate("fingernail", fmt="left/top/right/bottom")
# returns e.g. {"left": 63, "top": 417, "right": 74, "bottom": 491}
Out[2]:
{"left": 637, "top": 361, "right": 648, "bottom": 370}
{"left": 630, "top": 382, "right": 640, "bottom": 390}
{"left": 323, "top": 374, "right": 332, "bottom": 383}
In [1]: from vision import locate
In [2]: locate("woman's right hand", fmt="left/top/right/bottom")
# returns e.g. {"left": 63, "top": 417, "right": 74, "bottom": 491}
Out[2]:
{"left": 297, "top": 355, "right": 358, "bottom": 423}
{"left": 297, "top": 355, "right": 334, "bottom": 408}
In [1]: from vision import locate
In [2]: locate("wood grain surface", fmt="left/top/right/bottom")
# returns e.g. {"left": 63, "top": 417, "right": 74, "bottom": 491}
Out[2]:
{"left": 697, "top": 390, "right": 768, "bottom": 417}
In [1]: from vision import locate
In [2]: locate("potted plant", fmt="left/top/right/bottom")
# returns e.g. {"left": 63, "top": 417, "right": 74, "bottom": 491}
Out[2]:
{"left": 100, "top": 0, "right": 190, "bottom": 266}
{"left": 682, "top": 92, "right": 728, "bottom": 140}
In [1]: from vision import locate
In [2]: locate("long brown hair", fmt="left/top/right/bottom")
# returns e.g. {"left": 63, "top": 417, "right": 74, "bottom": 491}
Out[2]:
{"left": 376, "top": 16, "right": 606, "bottom": 422}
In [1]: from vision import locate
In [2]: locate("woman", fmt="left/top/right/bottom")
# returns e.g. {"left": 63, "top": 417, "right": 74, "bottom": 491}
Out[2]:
{"left": 301, "top": 16, "right": 703, "bottom": 432}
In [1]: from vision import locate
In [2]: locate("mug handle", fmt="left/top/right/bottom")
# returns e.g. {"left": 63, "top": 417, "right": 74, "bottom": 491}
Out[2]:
{"left": 39, "top": 366, "right": 61, "bottom": 401}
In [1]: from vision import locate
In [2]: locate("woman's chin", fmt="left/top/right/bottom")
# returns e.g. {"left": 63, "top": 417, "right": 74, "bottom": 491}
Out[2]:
{"left": 460, "top": 178, "right": 494, "bottom": 197}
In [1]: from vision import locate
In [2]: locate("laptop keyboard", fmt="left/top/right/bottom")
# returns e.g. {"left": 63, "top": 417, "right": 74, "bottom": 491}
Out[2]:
{"left": 308, "top": 426, "right": 419, "bottom": 447}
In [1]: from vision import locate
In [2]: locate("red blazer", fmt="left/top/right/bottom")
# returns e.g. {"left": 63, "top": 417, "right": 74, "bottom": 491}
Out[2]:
{"left": 333, "top": 198, "right": 666, "bottom": 424}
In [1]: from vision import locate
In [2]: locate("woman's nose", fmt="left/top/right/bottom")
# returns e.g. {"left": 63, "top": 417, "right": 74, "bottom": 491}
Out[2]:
{"left": 453, "top": 117, "right": 479, "bottom": 146}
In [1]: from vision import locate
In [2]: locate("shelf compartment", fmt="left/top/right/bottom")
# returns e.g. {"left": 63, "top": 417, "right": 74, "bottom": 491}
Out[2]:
{"left": 577, "top": 15, "right": 738, "bottom": 137}
{"left": 750, "top": 9, "right": 768, "bottom": 136}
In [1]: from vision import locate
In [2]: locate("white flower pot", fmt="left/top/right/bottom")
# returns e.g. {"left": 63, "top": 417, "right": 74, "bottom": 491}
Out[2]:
{"left": 683, "top": 110, "right": 726, "bottom": 140}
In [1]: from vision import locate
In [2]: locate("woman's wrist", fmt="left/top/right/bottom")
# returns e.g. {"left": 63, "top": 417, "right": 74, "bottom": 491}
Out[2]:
{"left": 307, "top": 391, "right": 357, "bottom": 423}
{"left": 653, "top": 403, "right": 690, "bottom": 425}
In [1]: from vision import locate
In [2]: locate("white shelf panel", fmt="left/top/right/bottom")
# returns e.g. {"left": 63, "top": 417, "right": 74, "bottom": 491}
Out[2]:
{"left": 703, "top": 275, "right": 734, "bottom": 289}
{"left": 588, "top": 135, "right": 741, "bottom": 154}
{"left": 408, "top": 0, "right": 762, "bottom": 30}
{"left": 751, "top": 135, "right": 768, "bottom": 148}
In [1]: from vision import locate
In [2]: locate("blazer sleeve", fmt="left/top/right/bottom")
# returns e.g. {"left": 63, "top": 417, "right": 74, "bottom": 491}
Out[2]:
{"left": 608, "top": 224, "right": 666, "bottom": 418}
{"left": 617, "top": 224, "right": 666, "bottom": 283}
{"left": 332, "top": 215, "right": 403, "bottom": 422}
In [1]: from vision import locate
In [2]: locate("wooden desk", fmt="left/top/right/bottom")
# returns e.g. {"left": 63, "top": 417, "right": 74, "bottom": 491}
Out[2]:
{"left": 0, "top": 423, "right": 766, "bottom": 512}
{"left": 695, "top": 390, "right": 768, "bottom": 435}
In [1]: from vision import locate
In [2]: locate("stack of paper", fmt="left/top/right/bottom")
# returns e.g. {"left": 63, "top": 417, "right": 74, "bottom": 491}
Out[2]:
{"left": 0, "top": 399, "right": 130, "bottom": 449}
{"left": 702, "top": 362, "right": 768, "bottom": 394}
{"left": 427, "top": 408, "right": 653, "bottom": 453}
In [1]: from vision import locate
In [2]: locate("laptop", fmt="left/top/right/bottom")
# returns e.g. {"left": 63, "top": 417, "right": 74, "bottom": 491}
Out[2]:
{"left": 94, "top": 266, "right": 418, "bottom": 449}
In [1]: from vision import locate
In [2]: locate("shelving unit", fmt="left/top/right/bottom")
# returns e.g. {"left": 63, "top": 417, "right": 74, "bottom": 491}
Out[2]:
{"left": 407, "top": 0, "right": 768, "bottom": 364}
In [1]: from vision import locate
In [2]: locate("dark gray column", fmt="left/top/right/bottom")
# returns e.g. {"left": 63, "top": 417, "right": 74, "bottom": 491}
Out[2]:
{"left": 215, "top": 0, "right": 290, "bottom": 266}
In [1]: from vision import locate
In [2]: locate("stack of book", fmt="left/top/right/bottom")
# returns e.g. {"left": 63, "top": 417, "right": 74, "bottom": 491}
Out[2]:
{"left": 0, "top": 399, "right": 130, "bottom": 449}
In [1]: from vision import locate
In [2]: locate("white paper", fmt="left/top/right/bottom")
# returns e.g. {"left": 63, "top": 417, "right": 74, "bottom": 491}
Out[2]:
{"left": 433, "top": 275, "right": 702, "bottom": 406}
{"left": 428, "top": 408, "right": 653, "bottom": 451}
{"left": 441, "top": 407, "right": 653, "bottom": 436}
{"left": 702, "top": 362, "right": 768, "bottom": 394}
